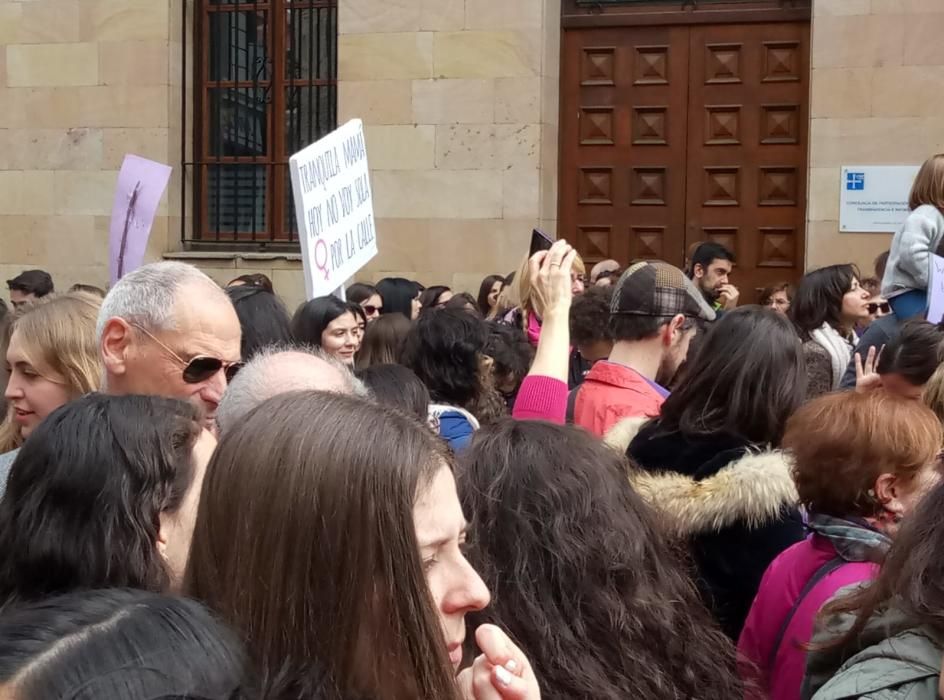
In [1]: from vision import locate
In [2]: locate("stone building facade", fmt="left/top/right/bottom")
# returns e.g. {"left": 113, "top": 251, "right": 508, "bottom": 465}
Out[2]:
{"left": 0, "top": 0, "right": 941, "bottom": 309}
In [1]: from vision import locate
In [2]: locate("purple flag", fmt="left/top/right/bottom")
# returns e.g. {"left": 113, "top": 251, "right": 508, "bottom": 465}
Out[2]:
{"left": 108, "top": 155, "right": 172, "bottom": 284}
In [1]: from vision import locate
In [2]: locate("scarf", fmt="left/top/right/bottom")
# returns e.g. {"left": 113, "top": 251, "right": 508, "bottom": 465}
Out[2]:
{"left": 809, "top": 323, "right": 856, "bottom": 389}
{"left": 807, "top": 513, "right": 891, "bottom": 563}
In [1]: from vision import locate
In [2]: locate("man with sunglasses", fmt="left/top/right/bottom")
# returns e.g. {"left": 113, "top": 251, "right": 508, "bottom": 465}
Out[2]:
{"left": 97, "top": 262, "right": 242, "bottom": 431}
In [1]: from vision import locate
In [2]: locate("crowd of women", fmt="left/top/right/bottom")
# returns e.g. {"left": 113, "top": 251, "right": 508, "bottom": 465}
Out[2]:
{"left": 0, "top": 155, "right": 943, "bottom": 699}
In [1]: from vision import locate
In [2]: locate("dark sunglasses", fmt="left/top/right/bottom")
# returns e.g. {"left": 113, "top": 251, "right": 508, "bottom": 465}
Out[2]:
{"left": 362, "top": 304, "right": 383, "bottom": 315}
{"left": 868, "top": 302, "right": 890, "bottom": 315}
{"left": 132, "top": 323, "right": 243, "bottom": 384}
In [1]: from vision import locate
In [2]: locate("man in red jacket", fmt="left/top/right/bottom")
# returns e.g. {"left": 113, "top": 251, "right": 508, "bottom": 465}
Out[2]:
{"left": 573, "top": 260, "right": 715, "bottom": 438}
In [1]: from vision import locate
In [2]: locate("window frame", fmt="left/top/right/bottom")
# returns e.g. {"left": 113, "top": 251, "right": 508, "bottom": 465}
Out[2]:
{"left": 187, "top": 0, "right": 338, "bottom": 249}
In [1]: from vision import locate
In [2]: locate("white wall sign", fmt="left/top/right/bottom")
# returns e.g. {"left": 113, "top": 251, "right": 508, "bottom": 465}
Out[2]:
{"left": 839, "top": 165, "right": 919, "bottom": 233}
{"left": 289, "top": 118, "right": 377, "bottom": 300}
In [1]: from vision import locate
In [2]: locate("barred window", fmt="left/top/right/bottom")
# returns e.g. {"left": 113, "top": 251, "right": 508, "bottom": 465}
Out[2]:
{"left": 187, "top": 0, "right": 337, "bottom": 248}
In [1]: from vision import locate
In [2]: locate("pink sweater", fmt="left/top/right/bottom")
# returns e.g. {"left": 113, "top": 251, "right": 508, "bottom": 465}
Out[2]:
{"left": 737, "top": 535, "right": 877, "bottom": 700}
{"left": 512, "top": 375, "right": 568, "bottom": 424}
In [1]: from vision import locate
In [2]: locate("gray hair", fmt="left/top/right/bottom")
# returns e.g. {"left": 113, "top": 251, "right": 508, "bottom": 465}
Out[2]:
{"left": 216, "top": 344, "right": 368, "bottom": 437}
{"left": 96, "top": 261, "right": 227, "bottom": 340}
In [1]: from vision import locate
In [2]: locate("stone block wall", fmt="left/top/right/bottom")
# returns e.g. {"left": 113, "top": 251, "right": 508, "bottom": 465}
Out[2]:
{"left": 0, "top": 0, "right": 176, "bottom": 292}
{"left": 339, "top": 0, "right": 562, "bottom": 292}
{"left": 807, "top": 0, "right": 944, "bottom": 276}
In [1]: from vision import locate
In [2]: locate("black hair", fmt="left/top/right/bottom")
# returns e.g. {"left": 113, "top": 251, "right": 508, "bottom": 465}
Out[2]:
{"left": 357, "top": 364, "right": 431, "bottom": 422}
{"left": 291, "top": 295, "right": 363, "bottom": 348}
{"left": 877, "top": 320, "right": 944, "bottom": 385}
{"left": 226, "top": 285, "right": 293, "bottom": 361}
{"left": 444, "top": 292, "right": 479, "bottom": 315}
{"left": 570, "top": 286, "right": 615, "bottom": 346}
{"left": 477, "top": 275, "right": 505, "bottom": 316}
{"left": 227, "top": 273, "right": 274, "bottom": 293}
{"left": 346, "top": 283, "right": 378, "bottom": 306}
{"left": 0, "top": 394, "right": 202, "bottom": 606}
{"left": 690, "top": 243, "right": 735, "bottom": 277}
{"left": 0, "top": 588, "right": 247, "bottom": 700}
{"left": 376, "top": 278, "right": 420, "bottom": 319}
{"left": 485, "top": 323, "right": 534, "bottom": 396}
{"left": 875, "top": 250, "right": 890, "bottom": 281}
{"left": 655, "top": 306, "right": 805, "bottom": 446}
{"left": 790, "top": 264, "right": 859, "bottom": 338}
{"left": 459, "top": 420, "right": 743, "bottom": 699}
{"left": 402, "top": 308, "right": 488, "bottom": 408}
{"left": 418, "top": 285, "right": 452, "bottom": 311}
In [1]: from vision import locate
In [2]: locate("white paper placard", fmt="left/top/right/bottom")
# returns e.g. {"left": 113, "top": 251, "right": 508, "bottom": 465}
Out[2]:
{"left": 289, "top": 119, "right": 377, "bottom": 300}
{"left": 839, "top": 165, "right": 919, "bottom": 233}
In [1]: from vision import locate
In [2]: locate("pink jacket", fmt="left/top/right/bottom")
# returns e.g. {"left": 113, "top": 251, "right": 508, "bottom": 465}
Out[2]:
{"left": 737, "top": 535, "right": 877, "bottom": 700}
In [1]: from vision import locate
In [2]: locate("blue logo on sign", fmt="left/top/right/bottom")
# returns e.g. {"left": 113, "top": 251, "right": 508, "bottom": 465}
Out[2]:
{"left": 846, "top": 172, "right": 865, "bottom": 191}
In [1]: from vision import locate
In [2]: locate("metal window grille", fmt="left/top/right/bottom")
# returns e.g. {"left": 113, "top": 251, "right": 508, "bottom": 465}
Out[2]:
{"left": 183, "top": 0, "right": 338, "bottom": 249}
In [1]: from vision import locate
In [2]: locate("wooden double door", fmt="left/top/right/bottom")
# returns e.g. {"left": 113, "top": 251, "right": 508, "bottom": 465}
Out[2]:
{"left": 559, "top": 20, "right": 810, "bottom": 298}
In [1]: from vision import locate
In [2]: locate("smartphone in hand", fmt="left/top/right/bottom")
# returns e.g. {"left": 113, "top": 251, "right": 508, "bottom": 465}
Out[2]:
{"left": 529, "top": 229, "right": 554, "bottom": 257}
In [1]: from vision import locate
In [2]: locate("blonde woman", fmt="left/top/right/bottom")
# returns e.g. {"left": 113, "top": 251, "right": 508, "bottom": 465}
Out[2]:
{"left": 0, "top": 293, "right": 103, "bottom": 485}
{"left": 501, "top": 251, "right": 587, "bottom": 387}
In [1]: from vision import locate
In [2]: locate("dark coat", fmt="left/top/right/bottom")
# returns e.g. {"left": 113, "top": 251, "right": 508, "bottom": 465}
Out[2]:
{"left": 619, "top": 419, "right": 804, "bottom": 640}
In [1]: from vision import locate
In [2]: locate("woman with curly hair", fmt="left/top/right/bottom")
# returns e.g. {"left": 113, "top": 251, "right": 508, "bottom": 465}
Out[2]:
{"left": 458, "top": 419, "right": 743, "bottom": 699}
{"left": 402, "top": 308, "right": 504, "bottom": 450}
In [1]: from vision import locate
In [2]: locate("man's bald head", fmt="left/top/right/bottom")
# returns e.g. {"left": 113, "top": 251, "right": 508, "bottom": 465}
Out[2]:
{"left": 216, "top": 346, "right": 367, "bottom": 436}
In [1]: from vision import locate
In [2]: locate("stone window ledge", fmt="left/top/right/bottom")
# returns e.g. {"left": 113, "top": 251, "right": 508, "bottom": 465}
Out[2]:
{"left": 163, "top": 251, "right": 302, "bottom": 263}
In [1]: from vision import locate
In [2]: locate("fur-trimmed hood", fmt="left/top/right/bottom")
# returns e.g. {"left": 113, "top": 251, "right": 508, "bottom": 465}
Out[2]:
{"left": 607, "top": 417, "right": 799, "bottom": 539}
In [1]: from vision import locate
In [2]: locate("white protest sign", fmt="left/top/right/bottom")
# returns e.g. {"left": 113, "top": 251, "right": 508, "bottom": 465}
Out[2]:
{"left": 289, "top": 119, "right": 377, "bottom": 299}
{"left": 839, "top": 165, "right": 919, "bottom": 233}
{"left": 927, "top": 254, "right": 944, "bottom": 324}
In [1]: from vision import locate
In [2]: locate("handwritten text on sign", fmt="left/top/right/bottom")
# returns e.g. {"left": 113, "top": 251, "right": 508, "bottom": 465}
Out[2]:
{"left": 289, "top": 119, "right": 377, "bottom": 299}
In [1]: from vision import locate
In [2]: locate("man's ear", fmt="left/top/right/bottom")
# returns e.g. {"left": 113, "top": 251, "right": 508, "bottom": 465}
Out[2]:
{"left": 692, "top": 263, "right": 705, "bottom": 280}
{"left": 661, "top": 315, "right": 686, "bottom": 347}
{"left": 100, "top": 317, "right": 133, "bottom": 378}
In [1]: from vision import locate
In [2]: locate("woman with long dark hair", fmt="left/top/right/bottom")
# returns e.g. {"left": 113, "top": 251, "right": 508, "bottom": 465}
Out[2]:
{"left": 791, "top": 265, "right": 871, "bottom": 398}
{"left": 0, "top": 589, "right": 248, "bottom": 700}
{"left": 226, "top": 284, "right": 293, "bottom": 361}
{"left": 187, "top": 391, "right": 540, "bottom": 700}
{"left": 612, "top": 306, "right": 808, "bottom": 639}
{"left": 804, "top": 474, "right": 944, "bottom": 698}
{"left": 0, "top": 394, "right": 211, "bottom": 606}
{"left": 477, "top": 275, "right": 504, "bottom": 318}
{"left": 376, "top": 278, "right": 422, "bottom": 320}
{"left": 460, "top": 419, "right": 743, "bottom": 699}
{"left": 419, "top": 285, "right": 454, "bottom": 311}
{"left": 356, "top": 313, "right": 412, "bottom": 369}
{"left": 291, "top": 295, "right": 366, "bottom": 366}
{"left": 347, "top": 282, "right": 384, "bottom": 323}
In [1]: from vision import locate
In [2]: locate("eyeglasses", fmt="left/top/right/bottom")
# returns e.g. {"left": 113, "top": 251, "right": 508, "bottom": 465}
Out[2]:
{"left": 868, "top": 302, "right": 891, "bottom": 315}
{"left": 131, "top": 323, "right": 242, "bottom": 384}
{"left": 362, "top": 304, "right": 382, "bottom": 315}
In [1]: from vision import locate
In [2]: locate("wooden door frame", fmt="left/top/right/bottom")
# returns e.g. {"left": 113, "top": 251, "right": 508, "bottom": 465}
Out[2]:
{"left": 562, "top": 1, "right": 811, "bottom": 29}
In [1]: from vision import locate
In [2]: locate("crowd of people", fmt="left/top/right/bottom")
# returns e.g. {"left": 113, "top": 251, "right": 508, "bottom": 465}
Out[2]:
{"left": 0, "top": 154, "right": 943, "bottom": 699}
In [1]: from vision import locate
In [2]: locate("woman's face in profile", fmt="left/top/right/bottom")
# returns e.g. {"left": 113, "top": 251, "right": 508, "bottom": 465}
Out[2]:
{"left": 159, "top": 429, "right": 216, "bottom": 589}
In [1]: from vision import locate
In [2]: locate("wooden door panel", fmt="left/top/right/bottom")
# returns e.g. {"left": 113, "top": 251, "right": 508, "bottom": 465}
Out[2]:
{"left": 560, "top": 20, "right": 809, "bottom": 298}
{"left": 685, "top": 22, "right": 809, "bottom": 301}
{"left": 560, "top": 26, "right": 689, "bottom": 268}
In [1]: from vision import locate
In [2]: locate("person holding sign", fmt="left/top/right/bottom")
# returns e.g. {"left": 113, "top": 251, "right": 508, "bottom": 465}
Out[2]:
{"left": 291, "top": 296, "right": 366, "bottom": 367}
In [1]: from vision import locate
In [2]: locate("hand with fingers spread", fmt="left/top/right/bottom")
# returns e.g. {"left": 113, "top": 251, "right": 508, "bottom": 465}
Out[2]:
{"left": 855, "top": 345, "right": 884, "bottom": 393}
{"left": 527, "top": 240, "right": 577, "bottom": 322}
{"left": 457, "top": 625, "right": 541, "bottom": 700}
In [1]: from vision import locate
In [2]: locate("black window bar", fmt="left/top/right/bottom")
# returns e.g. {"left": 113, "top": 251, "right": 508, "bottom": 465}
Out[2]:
{"left": 183, "top": 0, "right": 338, "bottom": 250}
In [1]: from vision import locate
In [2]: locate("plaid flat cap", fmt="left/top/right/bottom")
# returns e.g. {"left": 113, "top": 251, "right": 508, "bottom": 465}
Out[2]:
{"left": 610, "top": 261, "right": 716, "bottom": 321}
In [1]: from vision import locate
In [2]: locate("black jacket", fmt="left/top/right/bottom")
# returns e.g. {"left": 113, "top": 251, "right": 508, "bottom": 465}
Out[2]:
{"left": 622, "top": 420, "right": 804, "bottom": 640}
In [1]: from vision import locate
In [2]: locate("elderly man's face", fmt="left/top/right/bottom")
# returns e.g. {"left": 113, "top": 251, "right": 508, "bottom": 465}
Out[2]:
{"left": 108, "top": 284, "right": 241, "bottom": 429}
